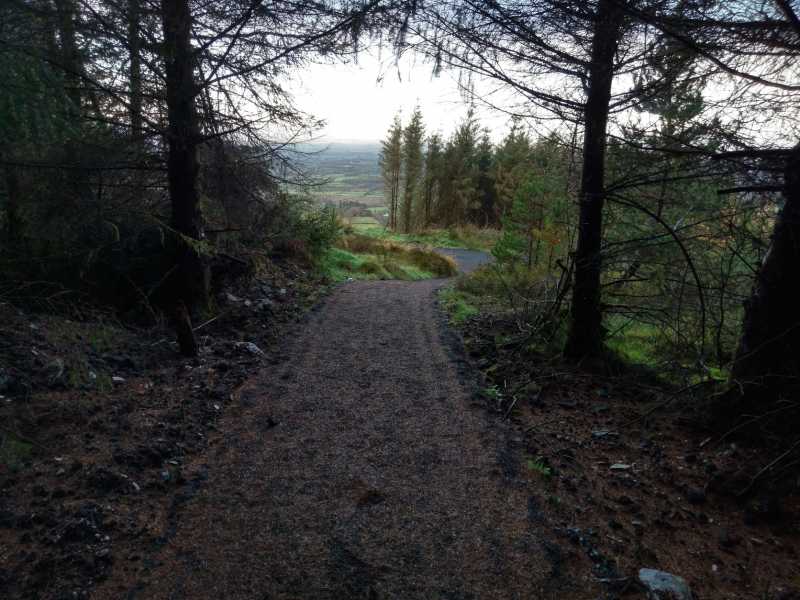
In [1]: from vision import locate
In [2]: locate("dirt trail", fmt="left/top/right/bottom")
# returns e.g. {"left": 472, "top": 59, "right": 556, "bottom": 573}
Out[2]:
{"left": 103, "top": 254, "right": 582, "bottom": 600}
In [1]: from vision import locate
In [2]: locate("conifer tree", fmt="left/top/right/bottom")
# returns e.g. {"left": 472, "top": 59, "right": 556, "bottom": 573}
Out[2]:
{"left": 422, "top": 134, "right": 443, "bottom": 228}
{"left": 401, "top": 107, "right": 425, "bottom": 233}
{"left": 379, "top": 114, "right": 403, "bottom": 230}
{"left": 438, "top": 110, "right": 480, "bottom": 226}
{"left": 494, "top": 120, "right": 534, "bottom": 220}
{"left": 475, "top": 131, "right": 497, "bottom": 226}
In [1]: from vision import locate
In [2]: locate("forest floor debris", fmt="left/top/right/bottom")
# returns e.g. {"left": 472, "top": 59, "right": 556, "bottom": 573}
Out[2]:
{"left": 453, "top": 306, "right": 800, "bottom": 599}
{"left": 3, "top": 247, "right": 799, "bottom": 599}
{"left": 0, "top": 258, "right": 326, "bottom": 599}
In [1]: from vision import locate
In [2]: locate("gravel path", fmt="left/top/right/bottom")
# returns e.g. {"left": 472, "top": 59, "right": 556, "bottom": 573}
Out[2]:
{"left": 434, "top": 248, "right": 493, "bottom": 273}
{"left": 110, "top": 261, "right": 579, "bottom": 600}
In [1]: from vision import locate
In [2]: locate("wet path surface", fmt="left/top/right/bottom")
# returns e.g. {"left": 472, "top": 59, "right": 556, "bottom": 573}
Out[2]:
{"left": 434, "top": 248, "right": 492, "bottom": 274}
{"left": 105, "top": 252, "right": 582, "bottom": 600}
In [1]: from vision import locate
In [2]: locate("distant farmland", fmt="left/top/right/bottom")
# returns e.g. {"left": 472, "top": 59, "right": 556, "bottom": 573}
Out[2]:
{"left": 294, "top": 142, "right": 385, "bottom": 207}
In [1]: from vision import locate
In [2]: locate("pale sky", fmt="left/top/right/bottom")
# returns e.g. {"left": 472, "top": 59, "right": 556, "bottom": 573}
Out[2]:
{"left": 285, "top": 46, "right": 800, "bottom": 149}
{"left": 288, "top": 50, "right": 511, "bottom": 143}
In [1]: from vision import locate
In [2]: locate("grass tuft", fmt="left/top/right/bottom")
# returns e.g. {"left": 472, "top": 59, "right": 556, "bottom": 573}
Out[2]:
{"left": 316, "top": 234, "right": 457, "bottom": 283}
{"left": 350, "top": 224, "right": 500, "bottom": 251}
{"left": 439, "top": 286, "right": 479, "bottom": 325}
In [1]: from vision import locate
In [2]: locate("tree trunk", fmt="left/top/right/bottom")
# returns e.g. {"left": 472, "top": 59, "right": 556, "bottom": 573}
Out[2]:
{"left": 730, "top": 143, "right": 800, "bottom": 398}
{"left": 128, "top": 0, "right": 143, "bottom": 139}
{"left": 160, "top": 0, "right": 206, "bottom": 357}
{"left": 54, "top": 0, "right": 81, "bottom": 114}
{"left": 563, "top": 0, "right": 624, "bottom": 359}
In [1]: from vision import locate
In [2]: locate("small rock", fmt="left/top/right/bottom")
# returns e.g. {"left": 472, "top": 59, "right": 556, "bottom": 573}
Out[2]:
{"left": 234, "top": 342, "right": 265, "bottom": 356}
{"left": 638, "top": 568, "right": 692, "bottom": 600}
{"left": 610, "top": 463, "right": 632, "bottom": 471}
{"left": 226, "top": 292, "right": 240, "bottom": 303}
{"left": 592, "top": 430, "right": 618, "bottom": 440}
{"left": 111, "top": 376, "right": 126, "bottom": 384}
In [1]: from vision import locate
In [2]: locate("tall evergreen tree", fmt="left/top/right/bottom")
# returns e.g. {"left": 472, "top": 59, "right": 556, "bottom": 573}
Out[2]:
{"left": 563, "top": 0, "right": 626, "bottom": 359}
{"left": 494, "top": 120, "right": 534, "bottom": 219}
{"left": 160, "top": 0, "right": 204, "bottom": 356}
{"left": 401, "top": 107, "right": 425, "bottom": 233}
{"left": 475, "top": 130, "right": 497, "bottom": 226}
{"left": 380, "top": 114, "right": 403, "bottom": 230}
{"left": 422, "top": 133, "right": 443, "bottom": 228}
{"left": 438, "top": 110, "right": 480, "bottom": 226}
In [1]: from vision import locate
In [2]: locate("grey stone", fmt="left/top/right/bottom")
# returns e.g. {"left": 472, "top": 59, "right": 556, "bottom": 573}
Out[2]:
{"left": 610, "top": 463, "right": 632, "bottom": 471}
{"left": 638, "top": 568, "right": 692, "bottom": 600}
{"left": 234, "top": 342, "right": 265, "bottom": 356}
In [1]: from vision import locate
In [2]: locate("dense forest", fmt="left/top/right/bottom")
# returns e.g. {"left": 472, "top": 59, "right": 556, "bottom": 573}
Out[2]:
{"left": 374, "top": 2, "right": 800, "bottom": 416}
{"left": 2, "top": 0, "right": 800, "bottom": 598}
{"left": 3, "top": 0, "right": 798, "bottom": 398}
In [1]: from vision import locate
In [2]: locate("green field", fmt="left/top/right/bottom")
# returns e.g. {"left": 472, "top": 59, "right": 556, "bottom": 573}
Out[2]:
{"left": 295, "top": 143, "right": 385, "bottom": 206}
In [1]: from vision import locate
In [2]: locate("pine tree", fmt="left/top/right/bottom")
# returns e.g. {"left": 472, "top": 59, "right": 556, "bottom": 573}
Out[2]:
{"left": 494, "top": 119, "right": 534, "bottom": 220}
{"left": 379, "top": 114, "right": 403, "bottom": 230}
{"left": 401, "top": 107, "right": 425, "bottom": 233}
{"left": 422, "top": 134, "right": 443, "bottom": 229}
{"left": 438, "top": 110, "right": 480, "bottom": 226}
{"left": 475, "top": 131, "right": 497, "bottom": 226}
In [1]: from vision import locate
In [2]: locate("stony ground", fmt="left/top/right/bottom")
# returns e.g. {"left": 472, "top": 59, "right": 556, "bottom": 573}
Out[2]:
{"left": 96, "top": 255, "right": 596, "bottom": 599}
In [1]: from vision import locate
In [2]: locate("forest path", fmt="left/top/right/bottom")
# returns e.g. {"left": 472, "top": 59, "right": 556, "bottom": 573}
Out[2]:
{"left": 110, "top": 251, "right": 580, "bottom": 600}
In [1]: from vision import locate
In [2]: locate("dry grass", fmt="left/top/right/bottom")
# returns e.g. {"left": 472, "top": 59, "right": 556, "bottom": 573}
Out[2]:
{"left": 336, "top": 234, "right": 457, "bottom": 278}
